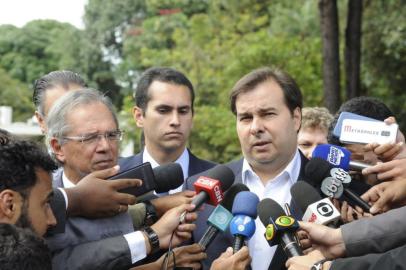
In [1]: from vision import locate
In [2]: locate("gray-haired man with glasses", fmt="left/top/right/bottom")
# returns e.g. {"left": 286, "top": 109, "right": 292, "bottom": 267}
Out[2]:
{"left": 45, "top": 89, "right": 197, "bottom": 270}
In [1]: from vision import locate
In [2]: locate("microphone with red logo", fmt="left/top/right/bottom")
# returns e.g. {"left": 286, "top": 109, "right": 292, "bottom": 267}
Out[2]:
{"left": 312, "top": 144, "right": 371, "bottom": 171}
{"left": 180, "top": 165, "right": 234, "bottom": 222}
{"left": 291, "top": 181, "right": 340, "bottom": 227}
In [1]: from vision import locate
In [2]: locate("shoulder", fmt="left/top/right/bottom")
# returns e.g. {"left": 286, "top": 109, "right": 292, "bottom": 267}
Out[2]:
{"left": 118, "top": 152, "right": 143, "bottom": 172}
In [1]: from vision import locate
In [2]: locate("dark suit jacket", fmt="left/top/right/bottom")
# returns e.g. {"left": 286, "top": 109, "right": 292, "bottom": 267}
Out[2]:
{"left": 331, "top": 244, "right": 406, "bottom": 270}
{"left": 184, "top": 151, "right": 310, "bottom": 270}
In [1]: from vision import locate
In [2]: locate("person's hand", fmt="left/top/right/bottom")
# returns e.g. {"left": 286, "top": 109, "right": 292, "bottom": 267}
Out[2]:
{"left": 210, "top": 246, "right": 251, "bottom": 270}
{"left": 297, "top": 222, "right": 346, "bottom": 259}
{"left": 362, "top": 158, "right": 406, "bottom": 182}
{"left": 332, "top": 199, "right": 372, "bottom": 223}
{"left": 151, "top": 203, "right": 197, "bottom": 249}
{"left": 151, "top": 190, "right": 196, "bottom": 217}
{"left": 158, "top": 244, "right": 206, "bottom": 269}
{"left": 286, "top": 250, "right": 331, "bottom": 270}
{"left": 64, "top": 165, "right": 142, "bottom": 218}
{"left": 361, "top": 179, "right": 406, "bottom": 214}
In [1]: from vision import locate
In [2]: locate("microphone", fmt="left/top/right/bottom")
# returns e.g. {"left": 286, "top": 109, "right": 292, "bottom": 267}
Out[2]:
{"left": 180, "top": 165, "right": 235, "bottom": 222}
{"left": 312, "top": 144, "right": 371, "bottom": 171}
{"left": 305, "top": 158, "right": 371, "bottom": 212}
{"left": 110, "top": 162, "right": 184, "bottom": 196}
{"left": 229, "top": 191, "right": 259, "bottom": 253}
{"left": 198, "top": 184, "right": 250, "bottom": 250}
{"left": 291, "top": 182, "right": 340, "bottom": 226}
{"left": 258, "top": 198, "right": 303, "bottom": 257}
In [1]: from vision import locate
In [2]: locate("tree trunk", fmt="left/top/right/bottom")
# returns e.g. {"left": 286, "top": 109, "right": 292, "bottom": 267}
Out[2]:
{"left": 345, "top": 0, "right": 363, "bottom": 99}
{"left": 319, "top": 0, "right": 341, "bottom": 113}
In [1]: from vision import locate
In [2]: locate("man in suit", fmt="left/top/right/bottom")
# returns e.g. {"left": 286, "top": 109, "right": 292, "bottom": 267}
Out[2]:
{"left": 45, "top": 88, "right": 197, "bottom": 270}
{"left": 186, "top": 67, "right": 311, "bottom": 270}
{"left": 119, "top": 67, "right": 215, "bottom": 191}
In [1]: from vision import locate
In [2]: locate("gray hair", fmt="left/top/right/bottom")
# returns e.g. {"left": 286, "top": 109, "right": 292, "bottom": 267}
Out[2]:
{"left": 46, "top": 88, "right": 119, "bottom": 144}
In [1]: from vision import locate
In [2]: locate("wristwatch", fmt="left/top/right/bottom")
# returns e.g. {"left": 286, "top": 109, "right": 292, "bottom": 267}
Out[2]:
{"left": 143, "top": 226, "right": 160, "bottom": 254}
{"left": 144, "top": 200, "right": 158, "bottom": 226}
{"left": 311, "top": 259, "right": 329, "bottom": 270}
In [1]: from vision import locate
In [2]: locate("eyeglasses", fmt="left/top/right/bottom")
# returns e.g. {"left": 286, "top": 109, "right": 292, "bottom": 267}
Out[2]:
{"left": 62, "top": 130, "right": 124, "bottom": 145}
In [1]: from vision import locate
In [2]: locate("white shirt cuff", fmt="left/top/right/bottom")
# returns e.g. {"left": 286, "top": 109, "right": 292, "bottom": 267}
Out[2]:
{"left": 58, "top": 188, "right": 69, "bottom": 210}
{"left": 123, "top": 231, "right": 147, "bottom": 263}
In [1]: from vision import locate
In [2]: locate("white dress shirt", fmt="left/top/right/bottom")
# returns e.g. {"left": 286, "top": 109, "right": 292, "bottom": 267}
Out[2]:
{"left": 143, "top": 147, "right": 189, "bottom": 194}
{"left": 241, "top": 150, "right": 301, "bottom": 270}
{"left": 62, "top": 172, "right": 147, "bottom": 264}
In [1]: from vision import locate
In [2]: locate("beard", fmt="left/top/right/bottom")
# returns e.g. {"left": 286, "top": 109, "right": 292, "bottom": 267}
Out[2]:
{"left": 15, "top": 199, "right": 34, "bottom": 232}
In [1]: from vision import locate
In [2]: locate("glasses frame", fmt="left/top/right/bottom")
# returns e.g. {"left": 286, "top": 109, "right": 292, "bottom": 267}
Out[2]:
{"left": 62, "top": 130, "right": 124, "bottom": 145}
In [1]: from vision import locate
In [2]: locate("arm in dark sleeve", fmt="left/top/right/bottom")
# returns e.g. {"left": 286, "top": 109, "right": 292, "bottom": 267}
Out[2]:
{"left": 47, "top": 188, "right": 67, "bottom": 235}
{"left": 341, "top": 205, "right": 406, "bottom": 256}
{"left": 51, "top": 235, "right": 132, "bottom": 270}
{"left": 331, "top": 244, "right": 406, "bottom": 270}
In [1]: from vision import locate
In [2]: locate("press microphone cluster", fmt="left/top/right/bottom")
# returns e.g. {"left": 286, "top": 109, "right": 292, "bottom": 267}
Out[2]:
{"left": 258, "top": 198, "right": 303, "bottom": 257}
{"left": 291, "top": 181, "right": 340, "bottom": 226}
{"left": 110, "top": 162, "right": 184, "bottom": 196}
{"left": 312, "top": 144, "right": 371, "bottom": 171}
{"left": 180, "top": 164, "right": 235, "bottom": 222}
{"left": 198, "top": 183, "right": 250, "bottom": 250}
{"left": 305, "top": 158, "right": 371, "bottom": 212}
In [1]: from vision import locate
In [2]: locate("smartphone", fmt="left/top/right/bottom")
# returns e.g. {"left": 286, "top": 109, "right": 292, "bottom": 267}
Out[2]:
{"left": 333, "top": 112, "right": 379, "bottom": 138}
{"left": 109, "top": 162, "right": 155, "bottom": 196}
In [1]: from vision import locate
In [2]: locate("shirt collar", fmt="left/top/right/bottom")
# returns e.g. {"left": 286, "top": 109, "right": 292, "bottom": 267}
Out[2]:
{"left": 142, "top": 147, "right": 190, "bottom": 179}
{"left": 62, "top": 171, "right": 76, "bottom": 188}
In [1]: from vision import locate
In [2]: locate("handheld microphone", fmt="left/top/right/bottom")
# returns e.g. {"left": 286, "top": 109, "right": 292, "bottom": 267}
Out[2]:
{"left": 198, "top": 184, "right": 250, "bottom": 250}
{"left": 180, "top": 165, "right": 234, "bottom": 222}
{"left": 229, "top": 191, "right": 259, "bottom": 253}
{"left": 305, "top": 158, "right": 371, "bottom": 212}
{"left": 258, "top": 198, "right": 303, "bottom": 257}
{"left": 110, "top": 162, "right": 184, "bottom": 196}
{"left": 312, "top": 144, "right": 371, "bottom": 171}
{"left": 291, "top": 182, "right": 340, "bottom": 226}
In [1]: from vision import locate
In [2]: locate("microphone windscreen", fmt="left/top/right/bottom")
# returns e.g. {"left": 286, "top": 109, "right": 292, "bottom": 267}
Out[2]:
{"left": 304, "top": 158, "right": 332, "bottom": 186}
{"left": 258, "top": 198, "right": 285, "bottom": 227}
{"left": 205, "top": 164, "right": 235, "bottom": 191}
{"left": 154, "top": 163, "right": 184, "bottom": 192}
{"left": 221, "top": 184, "right": 250, "bottom": 211}
{"left": 312, "top": 144, "right": 352, "bottom": 171}
{"left": 231, "top": 191, "right": 259, "bottom": 218}
{"left": 290, "top": 182, "right": 322, "bottom": 213}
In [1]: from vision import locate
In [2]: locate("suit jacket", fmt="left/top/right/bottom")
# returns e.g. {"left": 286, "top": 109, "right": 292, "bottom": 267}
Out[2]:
{"left": 331, "top": 244, "right": 406, "bottom": 270}
{"left": 184, "top": 151, "right": 310, "bottom": 270}
{"left": 118, "top": 149, "right": 216, "bottom": 178}
{"left": 46, "top": 169, "right": 134, "bottom": 270}
{"left": 341, "top": 205, "right": 406, "bottom": 257}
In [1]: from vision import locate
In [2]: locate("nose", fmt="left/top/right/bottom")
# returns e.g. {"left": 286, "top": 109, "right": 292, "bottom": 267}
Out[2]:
{"left": 95, "top": 134, "right": 111, "bottom": 152}
{"left": 47, "top": 205, "right": 57, "bottom": 227}
{"left": 170, "top": 111, "right": 180, "bottom": 127}
{"left": 250, "top": 116, "right": 264, "bottom": 136}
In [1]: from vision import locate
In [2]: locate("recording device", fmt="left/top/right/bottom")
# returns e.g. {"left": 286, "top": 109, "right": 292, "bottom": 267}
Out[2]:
{"left": 291, "top": 182, "right": 340, "bottom": 226}
{"left": 229, "top": 191, "right": 259, "bottom": 253}
{"left": 180, "top": 165, "right": 235, "bottom": 223}
{"left": 305, "top": 158, "right": 371, "bottom": 212}
{"left": 312, "top": 144, "right": 371, "bottom": 171}
{"left": 198, "top": 184, "right": 250, "bottom": 250}
{"left": 258, "top": 198, "right": 303, "bottom": 257}
{"left": 109, "top": 162, "right": 183, "bottom": 196}
{"left": 333, "top": 112, "right": 398, "bottom": 144}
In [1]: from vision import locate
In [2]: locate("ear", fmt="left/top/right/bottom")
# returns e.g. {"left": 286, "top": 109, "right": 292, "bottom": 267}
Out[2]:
{"left": 0, "top": 190, "right": 20, "bottom": 222}
{"left": 293, "top": 107, "right": 302, "bottom": 132}
{"left": 35, "top": 111, "right": 47, "bottom": 134}
{"left": 50, "top": 137, "right": 65, "bottom": 163}
{"left": 132, "top": 106, "right": 145, "bottom": 128}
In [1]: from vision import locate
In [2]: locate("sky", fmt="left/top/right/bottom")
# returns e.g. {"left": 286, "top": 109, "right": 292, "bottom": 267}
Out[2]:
{"left": 0, "top": 0, "right": 87, "bottom": 29}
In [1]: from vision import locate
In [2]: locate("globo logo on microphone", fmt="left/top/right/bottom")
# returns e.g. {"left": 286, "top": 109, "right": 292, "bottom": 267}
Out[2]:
{"left": 316, "top": 202, "right": 334, "bottom": 217}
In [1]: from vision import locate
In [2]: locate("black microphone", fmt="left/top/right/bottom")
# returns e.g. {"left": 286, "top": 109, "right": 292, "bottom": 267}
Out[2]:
{"left": 180, "top": 165, "right": 235, "bottom": 222}
{"left": 258, "top": 198, "right": 303, "bottom": 257}
{"left": 198, "top": 184, "right": 250, "bottom": 250}
{"left": 110, "top": 162, "right": 184, "bottom": 196}
{"left": 305, "top": 158, "right": 371, "bottom": 212}
{"left": 291, "top": 182, "right": 340, "bottom": 227}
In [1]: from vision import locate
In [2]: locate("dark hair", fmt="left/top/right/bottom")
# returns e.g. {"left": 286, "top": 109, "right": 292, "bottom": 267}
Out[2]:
{"left": 0, "top": 128, "right": 11, "bottom": 145}
{"left": 0, "top": 139, "right": 57, "bottom": 198}
{"left": 0, "top": 224, "right": 51, "bottom": 270}
{"left": 134, "top": 67, "right": 195, "bottom": 114}
{"left": 327, "top": 96, "right": 394, "bottom": 145}
{"left": 230, "top": 67, "right": 303, "bottom": 115}
{"left": 33, "top": 70, "right": 86, "bottom": 115}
